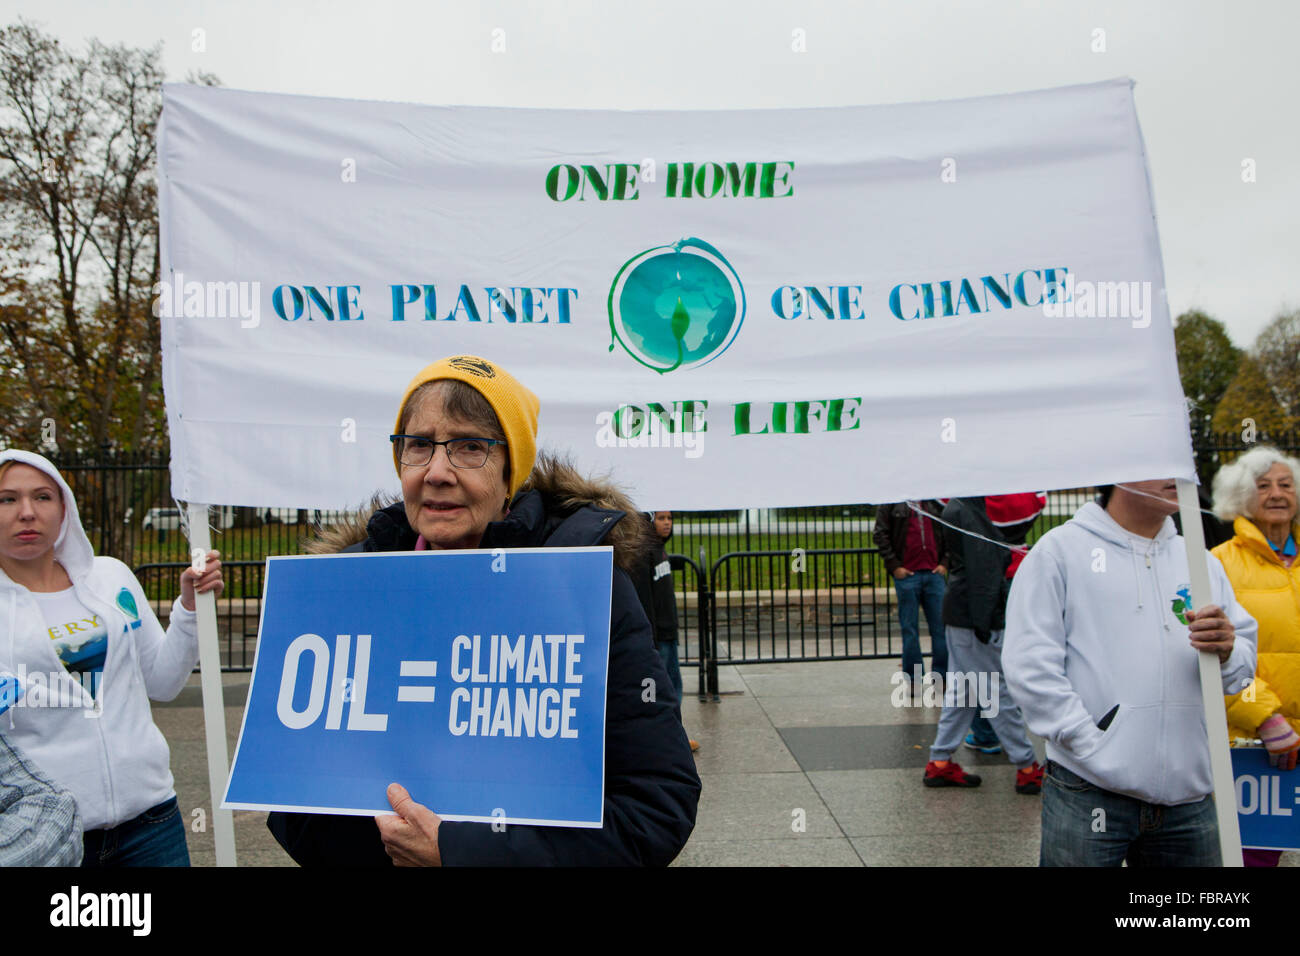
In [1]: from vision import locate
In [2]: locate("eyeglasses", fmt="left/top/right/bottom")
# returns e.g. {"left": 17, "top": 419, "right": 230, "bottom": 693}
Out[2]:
{"left": 390, "top": 435, "right": 506, "bottom": 469}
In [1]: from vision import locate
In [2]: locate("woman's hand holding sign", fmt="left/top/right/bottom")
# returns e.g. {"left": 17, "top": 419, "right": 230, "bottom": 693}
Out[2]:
{"left": 376, "top": 783, "right": 442, "bottom": 866}
{"left": 180, "top": 549, "right": 224, "bottom": 612}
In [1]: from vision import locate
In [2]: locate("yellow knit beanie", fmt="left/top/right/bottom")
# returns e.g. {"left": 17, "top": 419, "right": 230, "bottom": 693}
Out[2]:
{"left": 392, "top": 355, "right": 540, "bottom": 498}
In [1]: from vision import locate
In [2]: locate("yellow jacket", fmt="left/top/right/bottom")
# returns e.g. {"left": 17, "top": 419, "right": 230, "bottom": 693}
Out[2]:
{"left": 1213, "top": 517, "right": 1300, "bottom": 739}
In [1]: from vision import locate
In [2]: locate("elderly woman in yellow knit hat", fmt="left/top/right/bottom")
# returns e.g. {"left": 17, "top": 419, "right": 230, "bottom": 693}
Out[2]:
{"left": 268, "top": 355, "right": 701, "bottom": 866}
{"left": 1211, "top": 445, "right": 1300, "bottom": 867}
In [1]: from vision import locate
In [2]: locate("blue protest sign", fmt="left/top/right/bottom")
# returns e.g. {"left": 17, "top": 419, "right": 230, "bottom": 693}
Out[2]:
{"left": 223, "top": 547, "right": 612, "bottom": 827}
{"left": 1231, "top": 746, "right": 1300, "bottom": 851}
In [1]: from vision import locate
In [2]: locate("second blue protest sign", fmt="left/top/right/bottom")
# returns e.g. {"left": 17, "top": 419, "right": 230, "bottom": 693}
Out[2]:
{"left": 223, "top": 546, "right": 612, "bottom": 827}
{"left": 1232, "top": 746, "right": 1300, "bottom": 852}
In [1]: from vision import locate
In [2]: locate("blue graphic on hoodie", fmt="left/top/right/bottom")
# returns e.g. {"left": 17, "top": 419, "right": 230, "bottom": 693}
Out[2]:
{"left": 1170, "top": 585, "right": 1192, "bottom": 625}
{"left": 116, "top": 587, "right": 142, "bottom": 629}
{"left": 49, "top": 613, "right": 108, "bottom": 697}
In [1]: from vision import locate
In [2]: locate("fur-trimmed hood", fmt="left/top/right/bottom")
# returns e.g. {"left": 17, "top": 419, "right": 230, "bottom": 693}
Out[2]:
{"left": 304, "top": 452, "right": 655, "bottom": 571}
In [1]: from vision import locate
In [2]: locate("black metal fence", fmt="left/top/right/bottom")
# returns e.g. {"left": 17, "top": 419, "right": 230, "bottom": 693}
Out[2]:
{"left": 662, "top": 431, "right": 1299, "bottom": 693}
{"left": 19, "top": 431, "right": 1298, "bottom": 682}
{"left": 134, "top": 561, "right": 267, "bottom": 670}
{"left": 34, "top": 449, "right": 326, "bottom": 575}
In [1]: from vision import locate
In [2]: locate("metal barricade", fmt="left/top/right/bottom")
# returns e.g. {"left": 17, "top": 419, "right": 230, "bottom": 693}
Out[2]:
{"left": 708, "top": 547, "right": 898, "bottom": 665}
{"left": 666, "top": 551, "right": 714, "bottom": 700}
{"left": 133, "top": 560, "right": 266, "bottom": 671}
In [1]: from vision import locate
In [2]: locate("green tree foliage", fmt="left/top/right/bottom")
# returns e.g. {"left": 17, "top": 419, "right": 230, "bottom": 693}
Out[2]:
{"left": 1174, "top": 310, "right": 1242, "bottom": 476}
{"left": 1211, "top": 352, "right": 1299, "bottom": 437}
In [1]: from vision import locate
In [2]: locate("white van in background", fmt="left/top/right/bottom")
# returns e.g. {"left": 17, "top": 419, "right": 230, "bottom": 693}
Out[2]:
{"left": 142, "top": 507, "right": 182, "bottom": 531}
{"left": 141, "top": 505, "right": 235, "bottom": 531}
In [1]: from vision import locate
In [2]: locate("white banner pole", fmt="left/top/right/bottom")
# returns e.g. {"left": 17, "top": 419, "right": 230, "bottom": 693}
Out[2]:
{"left": 185, "top": 502, "right": 238, "bottom": 867}
{"left": 1176, "top": 478, "right": 1242, "bottom": 866}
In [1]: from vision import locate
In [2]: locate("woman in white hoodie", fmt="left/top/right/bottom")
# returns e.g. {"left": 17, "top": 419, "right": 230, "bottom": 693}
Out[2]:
{"left": 0, "top": 450, "right": 224, "bottom": 867}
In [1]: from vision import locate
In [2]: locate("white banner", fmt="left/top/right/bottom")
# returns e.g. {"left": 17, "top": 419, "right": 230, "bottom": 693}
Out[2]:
{"left": 157, "top": 78, "right": 1194, "bottom": 510}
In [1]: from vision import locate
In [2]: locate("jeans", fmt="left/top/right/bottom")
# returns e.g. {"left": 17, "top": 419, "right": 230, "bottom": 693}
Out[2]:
{"left": 1039, "top": 761, "right": 1221, "bottom": 867}
{"left": 82, "top": 796, "right": 191, "bottom": 868}
{"left": 657, "top": 640, "right": 683, "bottom": 700}
{"left": 969, "top": 715, "right": 998, "bottom": 745}
{"left": 657, "top": 640, "right": 684, "bottom": 724}
{"left": 893, "top": 570, "right": 947, "bottom": 677}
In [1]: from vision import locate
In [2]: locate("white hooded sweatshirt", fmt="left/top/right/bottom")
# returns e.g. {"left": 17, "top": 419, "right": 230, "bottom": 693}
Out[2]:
{"left": 0, "top": 450, "right": 198, "bottom": 830}
{"left": 1004, "top": 501, "right": 1257, "bottom": 806}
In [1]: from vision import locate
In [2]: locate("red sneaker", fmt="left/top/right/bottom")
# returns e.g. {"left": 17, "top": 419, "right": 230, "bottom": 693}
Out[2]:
{"left": 923, "top": 760, "right": 982, "bottom": 788}
{"left": 1016, "top": 761, "right": 1044, "bottom": 795}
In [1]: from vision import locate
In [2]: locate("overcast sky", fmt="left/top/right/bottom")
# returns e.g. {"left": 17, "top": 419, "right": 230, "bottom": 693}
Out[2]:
{"left": 7, "top": 0, "right": 1296, "bottom": 347}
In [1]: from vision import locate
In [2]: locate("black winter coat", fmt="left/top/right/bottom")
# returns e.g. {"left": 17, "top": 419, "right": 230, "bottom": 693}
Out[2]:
{"left": 940, "top": 497, "right": 1011, "bottom": 640}
{"left": 267, "top": 459, "right": 701, "bottom": 866}
{"left": 650, "top": 544, "right": 678, "bottom": 646}
{"left": 630, "top": 519, "right": 678, "bottom": 646}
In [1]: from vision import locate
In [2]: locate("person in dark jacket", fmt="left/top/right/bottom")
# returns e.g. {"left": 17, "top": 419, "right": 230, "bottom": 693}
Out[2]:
{"left": 922, "top": 496, "right": 1043, "bottom": 794}
{"left": 267, "top": 355, "right": 700, "bottom": 866}
{"left": 874, "top": 501, "right": 949, "bottom": 684}
{"left": 631, "top": 511, "right": 699, "bottom": 753}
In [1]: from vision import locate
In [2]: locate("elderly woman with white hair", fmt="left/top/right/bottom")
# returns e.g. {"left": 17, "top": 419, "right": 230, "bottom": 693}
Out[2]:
{"left": 1211, "top": 445, "right": 1300, "bottom": 867}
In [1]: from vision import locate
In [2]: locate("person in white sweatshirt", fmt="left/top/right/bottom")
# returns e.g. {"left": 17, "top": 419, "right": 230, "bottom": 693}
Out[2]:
{"left": 1003, "top": 479, "right": 1257, "bottom": 866}
{"left": 0, "top": 450, "right": 224, "bottom": 866}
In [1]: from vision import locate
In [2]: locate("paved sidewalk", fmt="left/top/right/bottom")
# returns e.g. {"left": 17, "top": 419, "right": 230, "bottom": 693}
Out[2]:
{"left": 156, "top": 656, "right": 1044, "bottom": 866}
{"left": 157, "top": 657, "right": 1291, "bottom": 867}
{"left": 673, "top": 658, "right": 1044, "bottom": 866}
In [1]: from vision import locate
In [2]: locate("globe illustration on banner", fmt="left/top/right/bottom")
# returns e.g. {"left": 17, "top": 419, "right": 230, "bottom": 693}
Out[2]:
{"left": 607, "top": 237, "right": 746, "bottom": 374}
